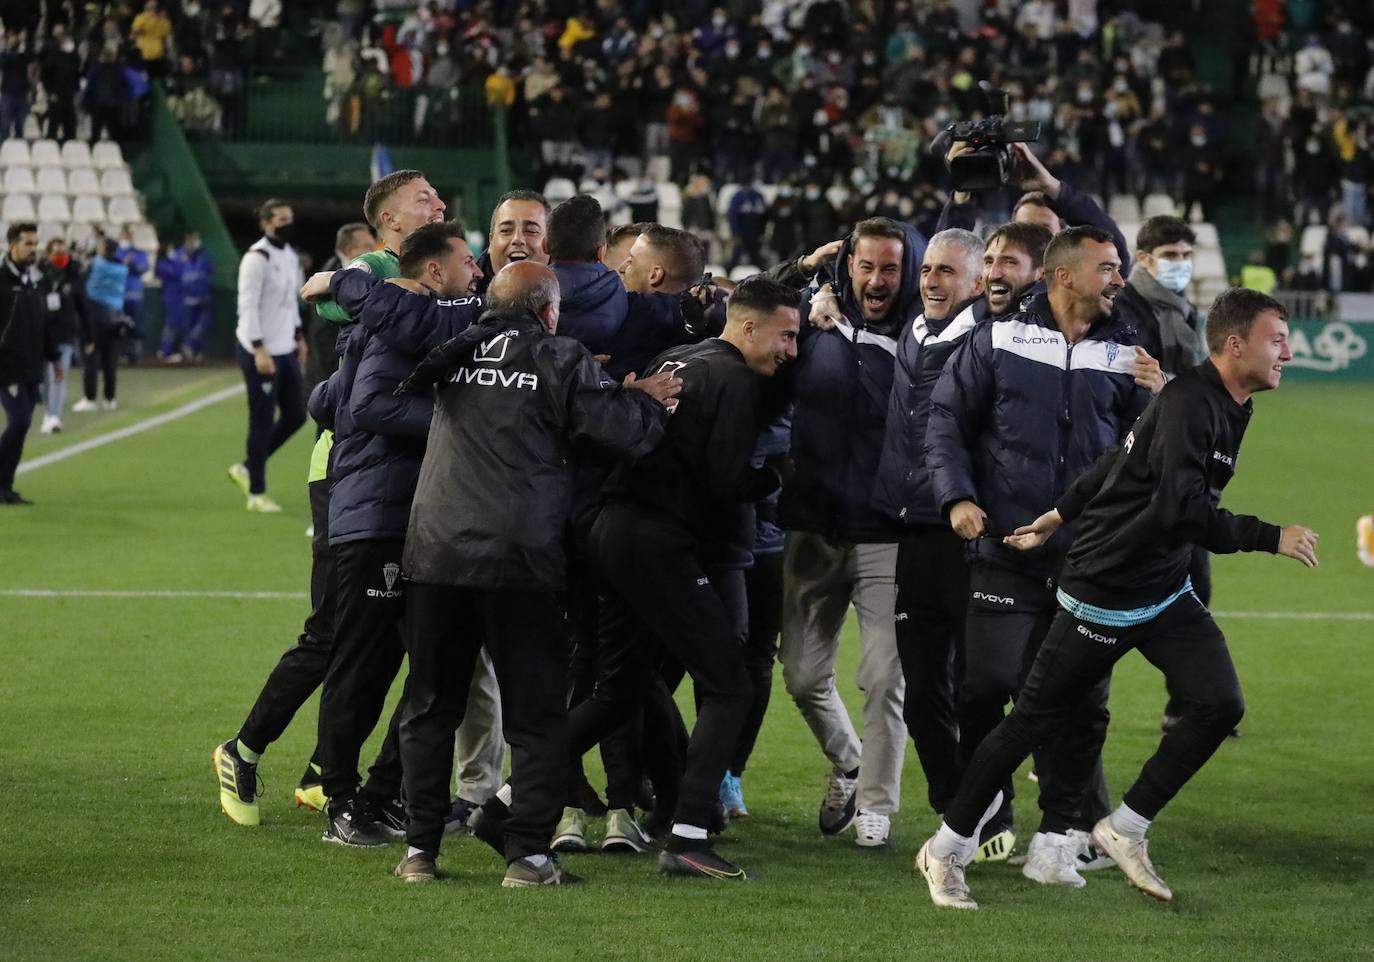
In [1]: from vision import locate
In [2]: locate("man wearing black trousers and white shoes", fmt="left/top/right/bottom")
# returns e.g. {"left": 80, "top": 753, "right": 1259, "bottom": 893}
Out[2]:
{"left": 390, "top": 262, "right": 680, "bottom": 886}
{"left": 917, "top": 287, "right": 1318, "bottom": 909}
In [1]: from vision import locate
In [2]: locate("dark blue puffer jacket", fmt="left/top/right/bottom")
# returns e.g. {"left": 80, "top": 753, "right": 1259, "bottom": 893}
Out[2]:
{"left": 313, "top": 276, "right": 485, "bottom": 545}
{"left": 780, "top": 221, "right": 927, "bottom": 543}
{"left": 872, "top": 295, "right": 991, "bottom": 527}
{"left": 924, "top": 291, "right": 1151, "bottom": 579}
{"left": 553, "top": 260, "right": 685, "bottom": 380}
{"left": 751, "top": 409, "right": 792, "bottom": 557}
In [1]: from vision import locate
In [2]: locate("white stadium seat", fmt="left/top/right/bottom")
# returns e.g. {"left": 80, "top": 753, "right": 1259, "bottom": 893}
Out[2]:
{"left": 67, "top": 168, "right": 101, "bottom": 196}
{"left": 1108, "top": 195, "right": 1141, "bottom": 223}
{"left": 35, "top": 167, "right": 67, "bottom": 194}
{"left": 37, "top": 221, "right": 66, "bottom": 245}
{"left": 30, "top": 139, "right": 62, "bottom": 167}
{"left": 1191, "top": 222, "right": 1220, "bottom": 249}
{"left": 1300, "top": 225, "right": 1327, "bottom": 259}
{"left": 100, "top": 169, "right": 135, "bottom": 197}
{"left": 729, "top": 264, "right": 761, "bottom": 282}
{"left": 130, "top": 222, "right": 159, "bottom": 253}
{"left": 92, "top": 140, "right": 125, "bottom": 170}
{"left": 0, "top": 138, "right": 30, "bottom": 166}
{"left": 37, "top": 194, "right": 72, "bottom": 222}
{"left": 61, "top": 140, "right": 93, "bottom": 169}
{"left": 107, "top": 195, "right": 143, "bottom": 224}
{"left": 3, "top": 166, "right": 35, "bottom": 194}
{"left": 1142, "top": 193, "right": 1176, "bottom": 219}
{"left": 542, "top": 177, "right": 576, "bottom": 204}
{"left": 1, "top": 194, "right": 36, "bottom": 221}
{"left": 70, "top": 195, "right": 107, "bottom": 223}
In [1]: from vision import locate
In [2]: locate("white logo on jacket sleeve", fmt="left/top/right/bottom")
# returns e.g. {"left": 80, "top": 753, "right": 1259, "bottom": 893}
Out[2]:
{"left": 367, "top": 562, "right": 404, "bottom": 598}
{"left": 474, "top": 333, "right": 511, "bottom": 364}
{"left": 1212, "top": 450, "right": 1235, "bottom": 467}
{"left": 655, "top": 360, "right": 689, "bottom": 414}
{"left": 1124, "top": 431, "right": 1135, "bottom": 453}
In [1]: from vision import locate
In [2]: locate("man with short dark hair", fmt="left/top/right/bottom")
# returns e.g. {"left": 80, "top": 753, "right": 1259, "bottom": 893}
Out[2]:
{"left": 0, "top": 224, "right": 61, "bottom": 505}
{"left": 780, "top": 216, "right": 926, "bottom": 849}
{"left": 389, "top": 262, "right": 680, "bottom": 886}
{"left": 477, "top": 190, "right": 552, "bottom": 291}
{"left": 926, "top": 225, "right": 1156, "bottom": 884}
{"left": 604, "top": 222, "right": 652, "bottom": 272}
{"left": 620, "top": 224, "right": 706, "bottom": 295}
{"left": 230, "top": 198, "right": 307, "bottom": 513}
{"left": 918, "top": 288, "right": 1317, "bottom": 909}
{"left": 307, "top": 220, "right": 484, "bottom": 847}
{"left": 980, "top": 222, "right": 1053, "bottom": 318}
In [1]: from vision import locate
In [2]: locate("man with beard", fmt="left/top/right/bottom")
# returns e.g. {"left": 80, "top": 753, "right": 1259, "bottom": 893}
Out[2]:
{"left": 476, "top": 190, "right": 551, "bottom": 293}
{"left": 306, "top": 222, "right": 484, "bottom": 846}
{"left": 924, "top": 226, "right": 1157, "bottom": 888}
{"left": 870, "top": 228, "right": 989, "bottom": 848}
{"left": 918, "top": 289, "right": 1316, "bottom": 909}
{"left": 0, "top": 224, "right": 61, "bottom": 505}
{"left": 778, "top": 216, "right": 926, "bottom": 849}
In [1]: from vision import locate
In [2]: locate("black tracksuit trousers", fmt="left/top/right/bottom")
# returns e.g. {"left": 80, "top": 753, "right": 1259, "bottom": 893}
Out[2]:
{"left": 589, "top": 505, "right": 752, "bottom": 831}
{"left": 316, "top": 538, "right": 409, "bottom": 803}
{"left": 961, "top": 563, "right": 1111, "bottom": 835}
{"left": 733, "top": 549, "right": 784, "bottom": 775}
{"left": 944, "top": 591, "right": 1244, "bottom": 836}
{"left": 892, "top": 524, "right": 970, "bottom": 815}
{"left": 400, "top": 582, "right": 569, "bottom": 861}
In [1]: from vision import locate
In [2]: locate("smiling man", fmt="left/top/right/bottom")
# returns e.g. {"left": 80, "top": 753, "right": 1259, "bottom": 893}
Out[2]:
{"left": 779, "top": 216, "right": 927, "bottom": 850}
{"left": 477, "top": 190, "right": 551, "bottom": 292}
{"left": 918, "top": 288, "right": 1317, "bottom": 910}
{"left": 924, "top": 225, "right": 1158, "bottom": 885}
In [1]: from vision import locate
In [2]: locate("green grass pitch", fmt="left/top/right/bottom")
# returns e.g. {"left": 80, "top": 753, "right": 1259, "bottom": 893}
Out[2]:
{"left": 1, "top": 368, "right": 1371, "bottom": 961}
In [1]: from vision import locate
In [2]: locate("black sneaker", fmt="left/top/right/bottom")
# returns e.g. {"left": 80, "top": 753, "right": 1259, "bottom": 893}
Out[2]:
{"left": 501, "top": 854, "right": 580, "bottom": 888}
{"left": 322, "top": 795, "right": 390, "bottom": 847}
{"left": 658, "top": 845, "right": 747, "bottom": 880}
{"left": 361, "top": 793, "right": 407, "bottom": 839}
{"left": 468, "top": 801, "right": 508, "bottom": 858}
{"left": 445, "top": 796, "right": 478, "bottom": 835}
{"left": 1, "top": 488, "right": 33, "bottom": 505}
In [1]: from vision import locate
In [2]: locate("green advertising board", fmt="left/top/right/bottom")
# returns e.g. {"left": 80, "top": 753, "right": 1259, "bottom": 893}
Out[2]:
{"left": 1280, "top": 318, "right": 1374, "bottom": 381}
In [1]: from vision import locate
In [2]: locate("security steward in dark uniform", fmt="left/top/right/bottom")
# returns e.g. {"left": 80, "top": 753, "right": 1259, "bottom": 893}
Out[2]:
{"left": 588, "top": 273, "right": 801, "bottom": 881}
{"left": 390, "top": 261, "right": 681, "bottom": 887}
{"left": 0, "top": 223, "right": 61, "bottom": 505}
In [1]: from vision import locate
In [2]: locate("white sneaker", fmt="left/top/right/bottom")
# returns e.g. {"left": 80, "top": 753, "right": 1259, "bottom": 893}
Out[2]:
{"left": 72, "top": 397, "right": 97, "bottom": 412}
{"left": 818, "top": 769, "right": 858, "bottom": 835}
{"left": 246, "top": 494, "right": 284, "bottom": 513}
{"left": 915, "top": 839, "right": 977, "bottom": 910}
{"left": 853, "top": 810, "right": 890, "bottom": 848}
{"left": 1067, "top": 828, "right": 1115, "bottom": 872}
{"left": 1091, "top": 817, "right": 1172, "bottom": 902}
{"left": 100, "top": 398, "right": 117, "bottom": 411}
{"left": 1022, "top": 831, "right": 1087, "bottom": 888}
{"left": 39, "top": 414, "right": 62, "bottom": 434}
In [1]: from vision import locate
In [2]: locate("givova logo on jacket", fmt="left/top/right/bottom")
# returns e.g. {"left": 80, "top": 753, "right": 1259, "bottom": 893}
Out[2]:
{"left": 449, "top": 333, "right": 539, "bottom": 391}
{"left": 367, "top": 562, "right": 404, "bottom": 599}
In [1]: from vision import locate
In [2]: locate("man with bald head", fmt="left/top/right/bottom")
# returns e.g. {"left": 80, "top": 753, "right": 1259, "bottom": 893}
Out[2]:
{"left": 391, "top": 259, "right": 682, "bottom": 887}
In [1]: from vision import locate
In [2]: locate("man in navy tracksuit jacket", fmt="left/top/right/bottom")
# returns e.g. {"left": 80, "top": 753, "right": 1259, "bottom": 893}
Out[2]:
{"left": 919, "top": 288, "right": 1316, "bottom": 909}
{"left": 309, "top": 222, "right": 485, "bottom": 846}
{"left": 870, "top": 229, "right": 991, "bottom": 824}
{"left": 778, "top": 216, "right": 925, "bottom": 848}
{"left": 925, "top": 226, "right": 1156, "bottom": 882}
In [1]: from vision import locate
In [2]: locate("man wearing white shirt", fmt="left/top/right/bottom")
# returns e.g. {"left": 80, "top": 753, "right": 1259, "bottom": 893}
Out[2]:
{"left": 231, "top": 198, "right": 307, "bottom": 513}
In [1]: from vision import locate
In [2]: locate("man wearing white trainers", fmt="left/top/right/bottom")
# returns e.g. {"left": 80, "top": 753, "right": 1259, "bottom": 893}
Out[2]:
{"left": 917, "top": 288, "right": 1318, "bottom": 909}
{"left": 231, "top": 198, "right": 307, "bottom": 513}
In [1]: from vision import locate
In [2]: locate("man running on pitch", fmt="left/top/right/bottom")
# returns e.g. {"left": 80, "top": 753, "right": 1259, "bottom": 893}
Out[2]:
{"left": 916, "top": 287, "right": 1319, "bottom": 909}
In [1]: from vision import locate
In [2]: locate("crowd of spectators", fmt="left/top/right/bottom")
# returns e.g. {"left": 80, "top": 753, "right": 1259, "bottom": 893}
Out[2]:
{"left": 1246, "top": 0, "right": 1374, "bottom": 293}
{"left": 314, "top": 0, "right": 1232, "bottom": 269}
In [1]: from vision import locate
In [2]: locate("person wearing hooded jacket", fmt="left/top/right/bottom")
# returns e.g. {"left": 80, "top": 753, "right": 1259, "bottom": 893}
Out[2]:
{"left": 307, "top": 222, "right": 485, "bottom": 848}
{"left": 870, "top": 229, "right": 993, "bottom": 836}
{"left": 389, "top": 262, "right": 680, "bottom": 887}
{"left": 778, "top": 216, "right": 926, "bottom": 849}
{"left": 925, "top": 225, "right": 1158, "bottom": 885}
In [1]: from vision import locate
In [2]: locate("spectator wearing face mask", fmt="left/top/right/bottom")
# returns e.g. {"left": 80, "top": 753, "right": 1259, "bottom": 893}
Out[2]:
{"left": 40, "top": 23, "right": 82, "bottom": 142}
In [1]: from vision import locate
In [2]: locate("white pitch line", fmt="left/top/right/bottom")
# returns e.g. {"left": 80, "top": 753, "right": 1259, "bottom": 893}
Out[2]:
{"left": 16, "top": 383, "right": 244, "bottom": 475}
{"left": 0, "top": 590, "right": 1371, "bottom": 621}
{"left": 0, "top": 589, "right": 307, "bottom": 600}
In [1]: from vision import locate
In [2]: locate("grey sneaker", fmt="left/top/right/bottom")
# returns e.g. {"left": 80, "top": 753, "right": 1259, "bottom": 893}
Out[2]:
{"left": 393, "top": 852, "right": 437, "bottom": 883}
{"left": 818, "top": 769, "right": 858, "bottom": 835}
{"left": 502, "top": 855, "right": 580, "bottom": 888}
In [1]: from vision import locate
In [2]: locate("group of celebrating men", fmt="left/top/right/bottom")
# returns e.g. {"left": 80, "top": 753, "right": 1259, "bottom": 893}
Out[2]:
{"left": 213, "top": 158, "right": 1318, "bottom": 905}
